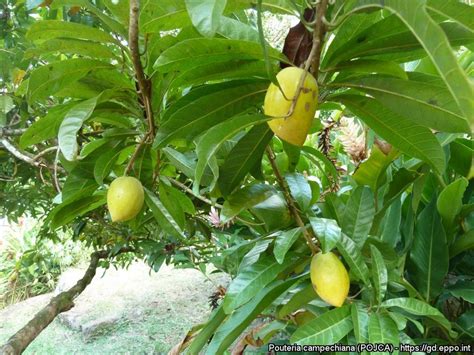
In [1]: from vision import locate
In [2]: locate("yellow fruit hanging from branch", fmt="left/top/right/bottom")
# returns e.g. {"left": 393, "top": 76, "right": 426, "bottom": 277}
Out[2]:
{"left": 310, "top": 251, "right": 350, "bottom": 307}
{"left": 107, "top": 176, "right": 144, "bottom": 222}
{"left": 264, "top": 67, "right": 318, "bottom": 146}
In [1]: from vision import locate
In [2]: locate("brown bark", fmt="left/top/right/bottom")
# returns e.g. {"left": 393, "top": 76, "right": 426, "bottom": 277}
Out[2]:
{"left": 0, "top": 248, "right": 133, "bottom": 355}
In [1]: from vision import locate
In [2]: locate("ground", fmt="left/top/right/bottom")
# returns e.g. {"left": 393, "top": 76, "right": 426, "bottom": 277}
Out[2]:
{"left": 0, "top": 262, "right": 229, "bottom": 354}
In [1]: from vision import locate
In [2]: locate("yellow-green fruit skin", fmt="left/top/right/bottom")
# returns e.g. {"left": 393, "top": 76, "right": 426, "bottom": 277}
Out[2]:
{"left": 264, "top": 67, "right": 318, "bottom": 146}
{"left": 310, "top": 252, "right": 350, "bottom": 307}
{"left": 107, "top": 176, "right": 144, "bottom": 222}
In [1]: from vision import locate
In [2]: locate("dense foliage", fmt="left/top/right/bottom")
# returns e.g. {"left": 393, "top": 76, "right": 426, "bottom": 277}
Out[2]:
{"left": 1, "top": 0, "right": 473, "bottom": 352}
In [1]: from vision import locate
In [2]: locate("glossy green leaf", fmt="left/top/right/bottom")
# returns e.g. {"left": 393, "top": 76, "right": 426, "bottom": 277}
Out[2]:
{"left": 217, "top": 16, "right": 260, "bottom": 42}
{"left": 278, "top": 282, "right": 317, "bottom": 318}
{"left": 58, "top": 96, "right": 100, "bottom": 161}
{"left": 221, "top": 184, "right": 274, "bottom": 222}
{"left": 290, "top": 305, "right": 353, "bottom": 345}
{"left": 448, "top": 281, "right": 474, "bottom": 303}
{"left": 341, "top": 186, "right": 375, "bottom": 247}
{"left": 381, "top": 297, "right": 455, "bottom": 336}
{"left": 25, "top": 38, "right": 116, "bottom": 59}
{"left": 185, "top": 0, "right": 226, "bottom": 37}
{"left": 407, "top": 199, "right": 448, "bottom": 301}
{"left": 351, "top": 302, "right": 369, "bottom": 343}
{"left": 336, "top": 95, "right": 445, "bottom": 174}
{"left": 194, "top": 114, "right": 269, "bottom": 190}
{"left": 337, "top": 233, "right": 371, "bottom": 286}
{"left": 301, "top": 146, "right": 339, "bottom": 185}
{"left": 351, "top": 0, "right": 474, "bottom": 131}
{"left": 329, "top": 59, "right": 407, "bottom": 79}
{"left": 239, "top": 239, "right": 272, "bottom": 271}
{"left": 218, "top": 124, "right": 273, "bottom": 196}
{"left": 437, "top": 177, "right": 469, "bottom": 229}
{"left": 274, "top": 227, "right": 302, "bottom": 264}
{"left": 331, "top": 76, "right": 469, "bottom": 133}
{"left": 370, "top": 245, "right": 388, "bottom": 304}
{"left": 308, "top": 217, "right": 342, "bottom": 253}
{"left": 457, "top": 309, "right": 474, "bottom": 338}
{"left": 450, "top": 229, "right": 474, "bottom": 258}
{"left": 187, "top": 305, "right": 227, "bottom": 354}
{"left": 144, "top": 188, "right": 186, "bottom": 240}
{"left": 140, "top": 0, "right": 190, "bottom": 33}
{"left": 449, "top": 138, "right": 473, "bottom": 178}
{"left": 285, "top": 173, "right": 312, "bottom": 212}
{"left": 380, "top": 197, "right": 402, "bottom": 248}
{"left": 250, "top": 192, "right": 292, "bottom": 232}
{"left": 27, "top": 59, "right": 113, "bottom": 102}
{"left": 207, "top": 277, "right": 300, "bottom": 354}
{"left": 368, "top": 312, "right": 399, "bottom": 352}
{"left": 154, "top": 80, "right": 268, "bottom": 148}
{"left": 154, "top": 38, "right": 284, "bottom": 73}
{"left": 222, "top": 253, "right": 292, "bottom": 313}
{"left": 427, "top": 0, "right": 474, "bottom": 34}
{"left": 50, "top": 195, "right": 105, "bottom": 229}
{"left": 93, "top": 144, "right": 127, "bottom": 185}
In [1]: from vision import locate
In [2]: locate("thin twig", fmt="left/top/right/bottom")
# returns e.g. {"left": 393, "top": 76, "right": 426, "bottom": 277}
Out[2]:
{"left": 124, "top": 134, "right": 149, "bottom": 175}
{"left": 266, "top": 146, "right": 319, "bottom": 254}
{"left": 33, "top": 146, "right": 58, "bottom": 161}
{"left": 0, "top": 138, "right": 42, "bottom": 167}
{"left": 311, "top": 0, "right": 329, "bottom": 79}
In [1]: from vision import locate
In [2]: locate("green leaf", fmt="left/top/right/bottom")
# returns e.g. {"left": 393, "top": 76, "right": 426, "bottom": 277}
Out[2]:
{"left": 336, "top": 95, "right": 445, "bottom": 174}
{"left": 25, "top": 38, "right": 117, "bottom": 59}
{"left": 278, "top": 282, "right": 317, "bottom": 318}
{"left": 329, "top": 59, "right": 408, "bottom": 79}
{"left": 448, "top": 281, "right": 474, "bottom": 303}
{"left": 144, "top": 188, "right": 186, "bottom": 240}
{"left": 408, "top": 198, "right": 449, "bottom": 301}
{"left": 331, "top": 76, "right": 469, "bottom": 133}
{"left": 185, "top": 0, "right": 226, "bottom": 37}
{"left": 50, "top": 195, "right": 105, "bottom": 229}
{"left": 154, "top": 38, "right": 284, "bottom": 73}
{"left": 380, "top": 197, "right": 402, "bottom": 248}
{"left": 26, "top": 20, "right": 119, "bottom": 44}
{"left": 341, "top": 186, "right": 375, "bottom": 247}
{"left": 187, "top": 305, "right": 227, "bottom": 354}
{"left": 207, "top": 277, "right": 301, "bottom": 354}
{"left": 285, "top": 173, "right": 312, "bottom": 212}
{"left": 351, "top": 0, "right": 474, "bottom": 132}
{"left": 457, "top": 309, "right": 474, "bottom": 338}
{"left": 370, "top": 245, "right": 388, "bottom": 304}
{"left": 222, "top": 253, "right": 293, "bottom": 313}
{"left": 449, "top": 138, "right": 473, "bottom": 178}
{"left": 274, "top": 227, "right": 302, "bottom": 264}
{"left": 290, "top": 305, "right": 353, "bottom": 345}
{"left": 140, "top": 0, "right": 190, "bottom": 33}
{"left": 427, "top": 0, "right": 474, "bottom": 35}
{"left": 337, "top": 233, "right": 371, "bottom": 286}
{"left": 58, "top": 96, "right": 100, "bottom": 161}
{"left": 154, "top": 80, "right": 268, "bottom": 148}
{"left": 351, "top": 302, "right": 369, "bottom": 343}
{"left": 19, "top": 102, "right": 76, "bottom": 148}
{"left": 308, "top": 217, "right": 342, "bottom": 253}
{"left": 221, "top": 184, "right": 274, "bottom": 222}
{"left": 218, "top": 124, "right": 273, "bottom": 196}
{"left": 194, "top": 114, "right": 269, "bottom": 190}
{"left": 217, "top": 16, "right": 260, "bottom": 42}
{"left": 93, "top": 145, "right": 128, "bottom": 186}
{"left": 27, "top": 59, "right": 113, "bottom": 102}
{"left": 368, "top": 312, "right": 399, "bottom": 352}
{"left": 437, "top": 177, "right": 469, "bottom": 230}
{"left": 301, "top": 146, "right": 339, "bottom": 185}
{"left": 251, "top": 192, "right": 292, "bottom": 232}
{"left": 381, "top": 297, "right": 455, "bottom": 336}
{"left": 239, "top": 239, "right": 272, "bottom": 271}
{"left": 450, "top": 229, "right": 474, "bottom": 258}
{"left": 353, "top": 144, "right": 399, "bottom": 192}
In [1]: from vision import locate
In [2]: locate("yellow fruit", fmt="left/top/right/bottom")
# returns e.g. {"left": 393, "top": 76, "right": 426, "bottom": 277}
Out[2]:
{"left": 264, "top": 67, "right": 318, "bottom": 146}
{"left": 310, "top": 252, "right": 350, "bottom": 307}
{"left": 107, "top": 176, "right": 144, "bottom": 222}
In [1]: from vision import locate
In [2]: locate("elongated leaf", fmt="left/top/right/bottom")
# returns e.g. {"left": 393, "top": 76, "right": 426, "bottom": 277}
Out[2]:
{"left": 154, "top": 80, "right": 268, "bottom": 148}
{"left": 187, "top": 305, "right": 227, "bottom": 354}
{"left": 408, "top": 199, "right": 448, "bottom": 301}
{"left": 290, "top": 305, "right": 353, "bottom": 345}
{"left": 274, "top": 228, "right": 302, "bottom": 264}
{"left": 58, "top": 96, "right": 100, "bottom": 161}
{"left": 207, "top": 277, "right": 300, "bottom": 354}
{"left": 278, "top": 282, "right": 317, "bottom": 318}
{"left": 457, "top": 310, "right": 474, "bottom": 338}
{"left": 194, "top": 114, "right": 269, "bottom": 190}
{"left": 239, "top": 239, "right": 272, "bottom": 271}
{"left": 140, "top": 0, "right": 190, "bottom": 33}
{"left": 448, "top": 281, "right": 474, "bottom": 303}
{"left": 285, "top": 173, "right": 312, "bottom": 212}
{"left": 301, "top": 146, "right": 339, "bottom": 184}
{"left": 217, "top": 16, "right": 260, "bottom": 42}
{"left": 251, "top": 192, "right": 292, "bottom": 232}
{"left": 351, "top": 302, "right": 369, "bottom": 343}
{"left": 222, "top": 253, "right": 292, "bottom": 313}
{"left": 329, "top": 59, "right": 408, "bottom": 79}
{"left": 351, "top": 0, "right": 474, "bottom": 131}
{"left": 336, "top": 95, "right": 445, "bottom": 174}
{"left": 220, "top": 184, "right": 274, "bottom": 221}
{"left": 185, "top": 0, "right": 226, "bottom": 37}
{"left": 93, "top": 146, "right": 128, "bottom": 186}
{"left": 154, "top": 38, "right": 284, "bottom": 73}
{"left": 381, "top": 197, "right": 402, "bottom": 248}
{"left": 144, "top": 188, "right": 186, "bottom": 240}
{"left": 370, "top": 245, "right": 388, "bottom": 304}
{"left": 427, "top": 0, "right": 474, "bottom": 35}
{"left": 308, "top": 217, "right": 342, "bottom": 253}
{"left": 25, "top": 38, "right": 117, "bottom": 59}
{"left": 368, "top": 312, "right": 399, "bottom": 351}
{"left": 50, "top": 195, "right": 105, "bottom": 229}
{"left": 450, "top": 229, "right": 474, "bottom": 258}
{"left": 381, "top": 297, "right": 455, "bottom": 336}
{"left": 341, "top": 186, "right": 375, "bottom": 247}
{"left": 26, "top": 20, "right": 118, "bottom": 44}
{"left": 218, "top": 124, "right": 273, "bottom": 196}
{"left": 337, "top": 233, "right": 371, "bottom": 286}
{"left": 27, "top": 59, "right": 113, "bottom": 102}
{"left": 437, "top": 177, "right": 469, "bottom": 229}
{"left": 331, "top": 76, "right": 469, "bottom": 133}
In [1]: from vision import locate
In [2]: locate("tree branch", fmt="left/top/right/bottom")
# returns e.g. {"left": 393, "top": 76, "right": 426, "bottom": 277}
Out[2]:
{"left": 265, "top": 146, "right": 319, "bottom": 254}
{"left": 0, "top": 138, "right": 42, "bottom": 167}
{"left": 311, "top": 0, "right": 329, "bottom": 80}
{"left": 0, "top": 248, "right": 134, "bottom": 355}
